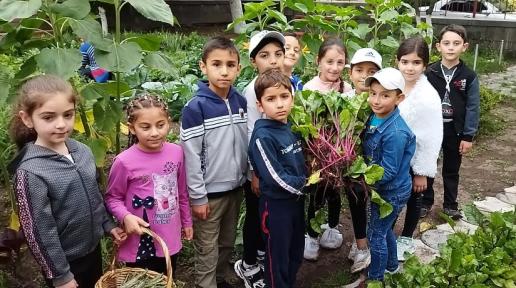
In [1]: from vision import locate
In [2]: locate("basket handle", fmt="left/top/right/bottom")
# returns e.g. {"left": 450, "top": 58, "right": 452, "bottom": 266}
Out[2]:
{"left": 109, "top": 227, "right": 174, "bottom": 288}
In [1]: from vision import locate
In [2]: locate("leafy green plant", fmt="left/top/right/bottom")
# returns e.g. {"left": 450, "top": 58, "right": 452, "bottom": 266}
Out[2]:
{"left": 383, "top": 206, "right": 516, "bottom": 287}
{"left": 0, "top": 0, "right": 177, "bottom": 165}
{"left": 290, "top": 90, "right": 390, "bottom": 218}
{"left": 0, "top": 105, "right": 17, "bottom": 227}
{"left": 478, "top": 86, "right": 505, "bottom": 136}
{"left": 228, "top": 0, "right": 430, "bottom": 83}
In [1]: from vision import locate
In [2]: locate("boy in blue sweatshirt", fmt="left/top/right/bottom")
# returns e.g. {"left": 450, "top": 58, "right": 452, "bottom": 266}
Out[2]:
{"left": 180, "top": 36, "right": 247, "bottom": 288}
{"left": 248, "top": 69, "right": 307, "bottom": 288}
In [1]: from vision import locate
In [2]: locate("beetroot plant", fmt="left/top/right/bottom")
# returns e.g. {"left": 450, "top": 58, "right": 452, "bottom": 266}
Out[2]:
{"left": 290, "top": 90, "right": 392, "bottom": 218}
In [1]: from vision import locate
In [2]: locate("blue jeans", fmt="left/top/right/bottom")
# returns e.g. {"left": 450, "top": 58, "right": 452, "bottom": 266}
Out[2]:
{"left": 367, "top": 187, "right": 411, "bottom": 281}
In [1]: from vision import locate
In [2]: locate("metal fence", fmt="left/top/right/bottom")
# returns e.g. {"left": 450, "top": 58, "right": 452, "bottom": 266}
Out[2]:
{"left": 416, "top": 0, "right": 516, "bottom": 18}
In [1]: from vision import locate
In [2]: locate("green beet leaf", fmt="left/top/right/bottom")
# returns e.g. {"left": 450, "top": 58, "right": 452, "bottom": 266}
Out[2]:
{"left": 364, "top": 164, "right": 383, "bottom": 185}
{"left": 371, "top": 189, "right": 393, "bottom": 218}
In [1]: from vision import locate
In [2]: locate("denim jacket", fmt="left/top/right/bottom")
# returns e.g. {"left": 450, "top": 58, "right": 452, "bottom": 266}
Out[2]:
{"left": 363, "top": 107, "right": 416, "bottom": 193}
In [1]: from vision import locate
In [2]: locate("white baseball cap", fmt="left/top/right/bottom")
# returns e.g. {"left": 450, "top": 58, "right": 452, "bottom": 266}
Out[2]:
{"left": 365, "top": 67, "right": 405, "bottom": 92}
{"left": 249, "top": 30, "right": 285, "bottom": 57}
{"left": 350, "top": 48, "right": 382, "bottom": 69}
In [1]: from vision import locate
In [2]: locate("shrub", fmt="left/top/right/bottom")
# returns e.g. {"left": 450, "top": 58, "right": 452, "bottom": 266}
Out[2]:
{"left": 478, "top": 86, "right": 505, "bottom": 136}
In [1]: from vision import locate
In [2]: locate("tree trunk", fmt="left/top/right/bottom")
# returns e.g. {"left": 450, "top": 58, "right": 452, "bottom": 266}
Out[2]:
{"left": 229, "top": 0, "right": 245, "bottom": 34}
{"left": 98, "top": 6, "right": 108, "bottom": 36}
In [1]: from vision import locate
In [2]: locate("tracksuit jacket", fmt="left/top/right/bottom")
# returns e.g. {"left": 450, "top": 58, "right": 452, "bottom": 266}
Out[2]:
{"left": 180, "top": 80, "right": 248, "bottom": 205}
{"left": 248, "top": 119, "right": 307, "bottom": 199}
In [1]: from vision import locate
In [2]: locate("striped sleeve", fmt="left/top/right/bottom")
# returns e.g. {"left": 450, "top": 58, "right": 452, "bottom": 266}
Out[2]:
{"left": 253, "top": 138, "right": 305, "bottom": 195}
{"left": 180, "top": 103, "right": 208, "bottom": 205}
{"left": 14, "top": 170, "right": 74, "bottom": 286}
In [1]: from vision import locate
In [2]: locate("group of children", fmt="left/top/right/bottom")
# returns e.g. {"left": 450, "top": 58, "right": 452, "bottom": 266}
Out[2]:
{"left": 8, "top": 24, "right": 479, "bottom": 288}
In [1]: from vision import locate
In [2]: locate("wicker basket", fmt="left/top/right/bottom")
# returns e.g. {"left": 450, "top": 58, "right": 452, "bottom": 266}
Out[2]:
{"left": 95, "top": 227, "right": 174, "bottom": 288}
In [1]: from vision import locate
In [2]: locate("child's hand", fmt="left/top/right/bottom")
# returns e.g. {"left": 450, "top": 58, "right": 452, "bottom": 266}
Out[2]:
{"left": 459, "top": 140, "right": 473, "bottom": 155}
{"left": 182, "top": 227, "right": 193, "bottom": 240}
{"left": 412, "top": 175, "right": 427, "bottom": 193}
{"left": 123, "top": 214, "right": 149, "bottom": 235}
{"left": 192, "top": 204, "right": 210, "bottom": 220}
{"left": 56, "top": 279, "right": 78, "bottom": 288}
{"left": 110, "top": 227, "right": 127, "bottom": 245}
{"left": 251, "top": 173, "right": 260, "bottom": 196}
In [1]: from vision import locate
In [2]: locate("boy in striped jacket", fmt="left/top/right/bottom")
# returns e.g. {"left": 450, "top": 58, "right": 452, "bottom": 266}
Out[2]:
{"left": 180, "top": 36, "right": 247, "bottom": 288}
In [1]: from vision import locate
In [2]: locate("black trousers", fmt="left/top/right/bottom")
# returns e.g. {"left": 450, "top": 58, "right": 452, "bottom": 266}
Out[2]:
{"left": 260, "top": 196, "right": 304, "bottom": 288}
{"left": 126, "top": 254, "right": 178, "bottom": 278}
{"left": 400, "top": 176, "right": 435, "bottom": 237}
{"left": 423, "top": 123, "right": 462, "bottom": 210}
{"left": 345, "top": 183, "right": 368, "bottom": 240}
{"left": 306, "top": 184, "right": 341, "bottom": 238}
{"left": 45, "top": 245, "right": 102, "bottom": 288}
{"left": 242, "top": 181, "right": 265, "bottom": 265}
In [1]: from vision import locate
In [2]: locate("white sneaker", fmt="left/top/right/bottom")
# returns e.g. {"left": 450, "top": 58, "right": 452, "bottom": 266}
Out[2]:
{"left": 396, "top": 236, "right": 416, "bottom": 261}
{"left": 385, "top": 266, "right": 401, "bottom": 275}
{"left": 348, "top": 241, "right": 358, "bottom": 261}
{"left": 234, "top": 259, "right": 266, "bottom": 288}
{"left": 504, "top": 185, "right": 516, "bottom": 194}
{"left": 320, "top": 227, "right": 343, "bottom": 249}
{"left": 350, "top": 248, "right": 371, "bottom": 273}
{"left": 496, "top": 192, "right": 516, "bottom": 205}
{"left": 303, "top": 235, "right": 320, "bottom": 261}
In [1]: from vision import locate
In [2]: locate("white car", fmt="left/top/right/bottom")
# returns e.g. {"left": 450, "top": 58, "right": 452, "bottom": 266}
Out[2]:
{"left": 420, "top": 0, "right": 516, "bottom": 20}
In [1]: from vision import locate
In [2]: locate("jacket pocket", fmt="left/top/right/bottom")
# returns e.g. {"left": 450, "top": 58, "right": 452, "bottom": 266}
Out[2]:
{"left": 365, "top": 138, "right": 380, "bottom": 163}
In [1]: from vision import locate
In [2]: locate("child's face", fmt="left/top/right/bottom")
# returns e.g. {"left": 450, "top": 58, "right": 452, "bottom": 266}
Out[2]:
{"left": 368, "top": 82, "right": 404, "bottom": 118}
{"left": 257, "top": 85, "right": 293, "bottom": 123}
{"left": 128, "top": 107, "right": 170, "bottom": 152}
{"left": 200, "top": 48, "right": 241, "bottom": 97}
{"left": 349, "top": 62, "right": 379, "bottom": 93}
{"left": 283, "top": 36, "right": 301, "bottom": 70}
{"left": 252, "top": 42, "right": 285, "bottom": 74}
{"left": 398, "top": 52, "right": 425, "bottom": 85}
{"left": 318, "top": 46, "right": 346, "bottom": 82}
{"left": 436, "top": 31, "right": 468, "bottom": 64}
{"left": 19, "top": 93, "right": 75, "bottom": 151}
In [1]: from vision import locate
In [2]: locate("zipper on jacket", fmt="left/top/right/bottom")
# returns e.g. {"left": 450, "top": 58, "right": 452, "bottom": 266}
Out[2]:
{"left": 224, "top": 99, "right": 240, "bottom": 183}
{"left": 74, "top": 163, "right": 95, "bottom": 249}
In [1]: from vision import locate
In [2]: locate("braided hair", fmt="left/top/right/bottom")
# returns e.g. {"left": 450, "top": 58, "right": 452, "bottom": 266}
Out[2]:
{"left": 125, "top": 93, "right": 170, "bottom": 147}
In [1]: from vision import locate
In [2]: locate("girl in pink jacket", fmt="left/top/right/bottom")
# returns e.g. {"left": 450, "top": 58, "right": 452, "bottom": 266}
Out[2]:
{"left": 106, "top": 94, "right": 192, "bottom": 276}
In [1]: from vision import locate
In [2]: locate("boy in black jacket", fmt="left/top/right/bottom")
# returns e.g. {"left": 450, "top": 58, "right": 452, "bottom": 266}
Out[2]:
{"left": 248, "top": 69, "right": 307, "bottom": 288}
{"left": 424, "top": 24, "right": 480, "bottom": 219}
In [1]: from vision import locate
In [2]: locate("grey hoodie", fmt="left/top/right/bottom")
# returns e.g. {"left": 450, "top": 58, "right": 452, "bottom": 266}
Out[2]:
{"left": 10, "top": 139, "right": 116, "bottom": 286}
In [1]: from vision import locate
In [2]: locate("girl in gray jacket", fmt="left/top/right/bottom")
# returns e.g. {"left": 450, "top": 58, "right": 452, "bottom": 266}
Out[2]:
{"left": 9, "top": 75, "right": 125, "bottom": 288}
